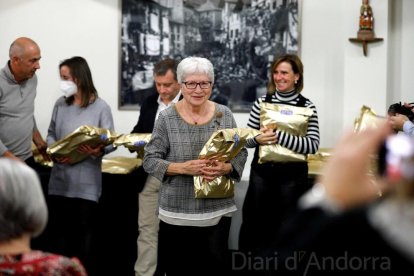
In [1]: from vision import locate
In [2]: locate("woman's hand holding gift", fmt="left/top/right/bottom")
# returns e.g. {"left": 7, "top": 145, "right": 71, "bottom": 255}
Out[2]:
{"left": 255, "top": 127, "right": 279, "bottom": 145}
{"left": 201, "top": 160, "right": 232, "bottom": 182}
{"left": 78, "top": 144, "right": 104, "bottom": 157}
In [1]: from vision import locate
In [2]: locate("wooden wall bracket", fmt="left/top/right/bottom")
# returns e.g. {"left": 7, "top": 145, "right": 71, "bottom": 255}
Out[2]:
{"left": 349, "top": 37, "right": 384, "bottom": 56}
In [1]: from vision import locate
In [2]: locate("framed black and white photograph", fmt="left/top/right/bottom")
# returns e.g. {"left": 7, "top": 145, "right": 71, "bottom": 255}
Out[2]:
{"left": 119, "top": 0, "right": 301, "bottom": 111}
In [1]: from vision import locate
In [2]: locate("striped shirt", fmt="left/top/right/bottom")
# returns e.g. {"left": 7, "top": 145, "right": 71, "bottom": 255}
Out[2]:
{"left": 143, "top": 103, "right": 248, "bottom": 226}
{"left": 246, "top": 89, "right": 320, "bottom": 155}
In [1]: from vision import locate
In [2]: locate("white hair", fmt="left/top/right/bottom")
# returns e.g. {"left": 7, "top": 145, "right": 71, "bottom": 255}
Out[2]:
{"left": 177, "top": 56, "right": 214, "bottom": 83}
{"left": 0, "top": 158, "right": 48, "bottom": 242}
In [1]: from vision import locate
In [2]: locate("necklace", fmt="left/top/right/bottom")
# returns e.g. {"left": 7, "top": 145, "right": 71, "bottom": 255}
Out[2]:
{"left": 183, "top": 101, "right": 207, "bottom": 125}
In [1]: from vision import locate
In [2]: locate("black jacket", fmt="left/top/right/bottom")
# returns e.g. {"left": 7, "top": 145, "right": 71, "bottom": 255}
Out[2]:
{"left": 131, "top": 92, "right": 159, "bottom": 134}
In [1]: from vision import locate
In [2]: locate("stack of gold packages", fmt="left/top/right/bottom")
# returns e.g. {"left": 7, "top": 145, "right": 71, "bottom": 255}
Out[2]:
{"left": 101, "top": 156, "right": 142, "bottom": 174}
{"left": 195, "top": 128, "right": 261, "bottom": 198}
{"left": 354, "top": 105, "right": 387, "bottom": 132}
{"left": 258, "top": 102, "right": 314, "bottom": 163}
{"left": 47, "top": 125, "right": 120, "bottom": 164}
{"left": 113, "top": 133, "right": 152, "bottom": 159}
{"left": 307, "top": 149, "right": 333, "bottom": 177}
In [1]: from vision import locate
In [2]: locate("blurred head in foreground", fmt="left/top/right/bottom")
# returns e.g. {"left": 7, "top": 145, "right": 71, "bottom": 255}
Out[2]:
{"left": 0, "top": 158, "right": 47, "bottom": 244}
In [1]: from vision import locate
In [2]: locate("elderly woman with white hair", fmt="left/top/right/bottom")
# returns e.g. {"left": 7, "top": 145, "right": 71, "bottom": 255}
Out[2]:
{"left": 0, "top": 158, "right": 87, "bottom": 275}
{"left": 143, "top": 57, "right": 247, "bottom": 275}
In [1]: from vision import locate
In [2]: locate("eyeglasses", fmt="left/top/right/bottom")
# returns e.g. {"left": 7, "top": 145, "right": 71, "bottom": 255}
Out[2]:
{"left": 182, "top": 81, "right": 212, "bottom": 89}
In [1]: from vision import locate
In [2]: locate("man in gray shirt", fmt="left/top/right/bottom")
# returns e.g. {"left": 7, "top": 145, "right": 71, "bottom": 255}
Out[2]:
{"left": 0, "top": 37, "right": 49, "bottom": 167}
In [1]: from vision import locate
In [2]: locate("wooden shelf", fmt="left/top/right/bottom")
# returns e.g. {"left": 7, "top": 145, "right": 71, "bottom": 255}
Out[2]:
{"left": 349, "top": 37, "right": 384, "bottom": 57}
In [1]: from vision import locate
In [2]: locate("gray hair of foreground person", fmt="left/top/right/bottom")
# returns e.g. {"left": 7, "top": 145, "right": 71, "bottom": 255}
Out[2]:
{"left": 177, "top": 56, "right": 214, "bottom": 84}
{"left": 0, "top": 158, "right": 48, "bottom": 242}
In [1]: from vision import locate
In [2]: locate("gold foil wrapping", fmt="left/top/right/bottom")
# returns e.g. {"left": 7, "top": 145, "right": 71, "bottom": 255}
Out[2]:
{"left": 354, "top": 106, "right": 386, "bottom": 181}
{"left": 354, "top": 105, "right": 387, "bottom": 132}
{"left": 31, "top": 142, "right": 53, "bottom": 167}
{"left": 307, "top": 150, "right": 377, "bottom": 177}
{"left": 307, "top": 149, "right": 332, "bottom": 162}
{"left": 368, "top": 154, "right": 380, "bottom": 176}
{"left": 113, "top": 133, "right": 152, "bottom": 159}
{"left": 258, "top": 102, "right": 314, "bottom": 163}
{"left": 101, "top": 156, "right": 142, "bottom": 174}
{"left": 47, "top": 125, "right": 120, "bottom": 164}
{"left": 194, "top": 128, "right": 261, "bottom": 198}
{"left": 307, "top": 148, "right": 333, "bottom": 177}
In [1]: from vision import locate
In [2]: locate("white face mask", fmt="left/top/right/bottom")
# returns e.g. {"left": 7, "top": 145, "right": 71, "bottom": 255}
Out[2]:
{"left": 60, "top": 80, "right": 78, "bottom": 97}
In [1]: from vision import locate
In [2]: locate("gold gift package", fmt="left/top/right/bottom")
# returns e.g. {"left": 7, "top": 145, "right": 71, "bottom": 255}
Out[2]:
{"left": 47, "top": 125, "right": 120, "bottom": 164}
{"left": 307, "top": 148, "right": 333, "bottom": 177}
{"left": 307, "top": 106, "right": 386, "bottom": 178}
{"left": 354, "top": 106, "right": 387, "bottom": 180}
{"left": 113, "top": 133, "right": 152, "bottom": 159}
{"left": 354, "top": 105, "right": 387, "bottom": 132}
{"left": 101, "top": 156, "right": 142, "bottom": 174}
{"left": 194, "top": 128, "right": 261, "bottom": 199}
{"left": 259, "top": 102, "right": 313, "bottom": 163}
{"left": 31, "top": 142, "right": 53, "bottom": 167}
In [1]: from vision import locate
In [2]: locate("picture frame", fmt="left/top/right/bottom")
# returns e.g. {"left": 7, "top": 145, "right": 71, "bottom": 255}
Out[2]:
{"left": 119, "top": 0, "right": 301, "bottom": 112}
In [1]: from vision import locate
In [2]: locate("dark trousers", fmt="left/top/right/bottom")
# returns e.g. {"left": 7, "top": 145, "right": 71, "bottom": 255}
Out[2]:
{"left": 27, "top": 156, "right": 52, "bottom": 251}
{"left": 157, "top": 217, "right": 232, "bottom": 276}
{"left": 25, "top": 155, "right": 38, "bottom": 169}
{"left": 239, "top": 162, "right": 309, "bottom": 252}
{"left": 25, "top": 156, "right": 51, "bottom": 196}
{"left": 43, "top": 195, "right": 98, "bottom": 274}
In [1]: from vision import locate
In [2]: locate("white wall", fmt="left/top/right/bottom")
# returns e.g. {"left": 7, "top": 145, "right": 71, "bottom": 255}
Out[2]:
{"left": 1, "top": 0, "right": 413, "bottom": 180}
{"left": 397, "top": 0, "right": 414, "bottom": 103}
{"left": 387, "top": 0, "right": 414, "bottom": 112}
{"left": 343, "top": 0, "right": 389, "bottom": 127}
{"left": 301, "top": 0, "right": 403, "bottom": 148}
{"left": 301, "top": 0, "right": 347, "bottom": 149}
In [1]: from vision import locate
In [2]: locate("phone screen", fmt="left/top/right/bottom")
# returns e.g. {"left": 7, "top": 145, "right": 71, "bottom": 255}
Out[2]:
{"left": 378, "top": 135, "right": 414, "bottom": 183}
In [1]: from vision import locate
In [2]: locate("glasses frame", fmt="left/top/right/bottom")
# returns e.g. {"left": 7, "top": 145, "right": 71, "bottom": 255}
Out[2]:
{"left": 182, "top": 81, "right": 212, "bottom": 89}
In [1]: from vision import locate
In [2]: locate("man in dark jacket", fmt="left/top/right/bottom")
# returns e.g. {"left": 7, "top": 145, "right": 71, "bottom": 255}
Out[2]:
{"left": 132, "top": 59, "right": 181, "bottom": 276}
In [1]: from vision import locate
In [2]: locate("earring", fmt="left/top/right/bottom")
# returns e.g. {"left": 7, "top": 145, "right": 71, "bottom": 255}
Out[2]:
{"left": 294, "top": 80, "right": 297, "bottom": 84}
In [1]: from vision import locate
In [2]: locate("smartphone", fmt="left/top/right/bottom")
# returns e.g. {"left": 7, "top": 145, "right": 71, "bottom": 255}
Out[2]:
{"left": 378, "top": 135, "right": 414, "bottom": 183}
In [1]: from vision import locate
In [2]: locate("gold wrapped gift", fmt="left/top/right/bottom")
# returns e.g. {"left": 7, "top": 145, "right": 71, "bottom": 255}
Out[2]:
{"left": 47, "top": 125, "right": 120, "bottom": 164}
{"left": 101, "top": 156, "right": 142, "bottom": 174}
{"left": 307, "top": 148, "right": 333, "bottom": 177}
{"left": 113, "top": 133, "right": 152, "bottom": 159}
{"left": 306, "top": 148, "right": 382, "bottom": 196}
{"left": 258, "top": 102, "right": 314, "bottom": 163}
{"left": 31, "top": 142, "right": 53, "bottom": 167}
{"left": 307, "top": 148, "right": 332, "bottom": 162}
{"left": 354, "top": 105, "right": 387, "bottom": 132}
{"left": 354, "top": 106, "right": 387, "bottom": 179}
{"left": 194, "top": 128, "right": 261, "bottom": 198}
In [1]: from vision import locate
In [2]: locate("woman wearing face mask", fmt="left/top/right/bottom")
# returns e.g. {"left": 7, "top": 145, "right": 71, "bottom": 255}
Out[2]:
{"left": 44, "top": 56, "right": 115, "bottom": 273}
{"left": 239, "top": 54, "right": 320, "bottom": 252}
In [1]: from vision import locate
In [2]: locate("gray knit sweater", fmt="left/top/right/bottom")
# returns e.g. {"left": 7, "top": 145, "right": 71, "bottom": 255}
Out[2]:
{"left": 0, "top": 62, "right": 38, "bottom": 160}
{"left": 143, "top": 103, "right": 248, "bottom": 225}
{"left": 47, "top": 96, "right": 115, "bottom": 202}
